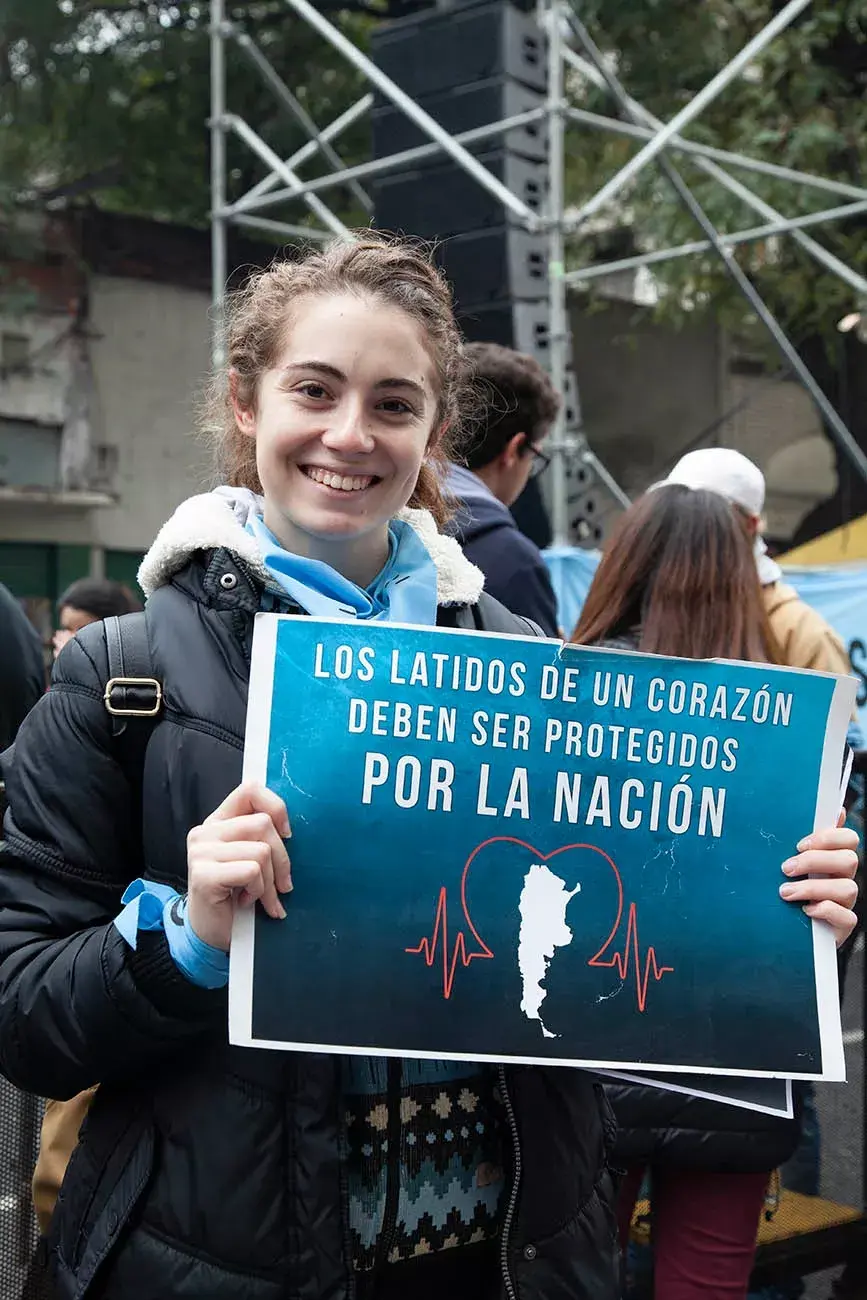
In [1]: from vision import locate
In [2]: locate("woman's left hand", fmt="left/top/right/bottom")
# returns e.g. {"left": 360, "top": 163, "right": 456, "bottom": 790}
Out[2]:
{"left": 780, "top": 816, "right": 860, "bottom": 947}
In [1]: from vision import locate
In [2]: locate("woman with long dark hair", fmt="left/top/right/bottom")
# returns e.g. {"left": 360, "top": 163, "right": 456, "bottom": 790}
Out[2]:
{"left": 573, "top": 482, "right": 780, "bottom": 664}
{"left": 572, "top": 482, "right": 857, "bottom": 1300}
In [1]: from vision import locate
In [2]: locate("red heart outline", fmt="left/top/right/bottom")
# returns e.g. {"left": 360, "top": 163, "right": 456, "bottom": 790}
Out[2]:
{"left": 407, "top": 837, "right": 674, "bottom": 1013}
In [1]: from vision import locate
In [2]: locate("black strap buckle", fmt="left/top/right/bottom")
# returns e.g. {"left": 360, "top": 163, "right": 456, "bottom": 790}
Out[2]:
{"left": 104, "top": 676, "right": 163, "bottom": 717}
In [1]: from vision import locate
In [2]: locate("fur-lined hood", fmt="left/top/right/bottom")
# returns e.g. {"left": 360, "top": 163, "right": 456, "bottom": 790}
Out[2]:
{"left": 137, "top": 487, "right": 485, "bottom": 607}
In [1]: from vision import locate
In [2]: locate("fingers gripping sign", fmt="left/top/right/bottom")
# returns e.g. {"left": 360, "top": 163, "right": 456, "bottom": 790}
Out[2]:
{"left": 780, "top": 816, "right": 860, "bottom": 949}
{"left": 186, "top": 781, "right": 293, "bottom": 952}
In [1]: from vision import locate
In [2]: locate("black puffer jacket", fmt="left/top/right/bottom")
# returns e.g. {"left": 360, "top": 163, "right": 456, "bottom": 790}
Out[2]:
{"left": 0, "top": 578, "right": 45, "bottom": 751}
{"left": 0, "top": 495, "right": 620, "bottom": 1300}
{"left": 597, "top": 630, "right": 800, "bottom": 1175}
{"left": 607, "top": 1079, "right": 801, "bottom": 1174}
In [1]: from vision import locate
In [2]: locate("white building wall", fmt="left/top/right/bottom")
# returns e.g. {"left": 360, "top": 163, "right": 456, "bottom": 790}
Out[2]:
{"left": 0, "top": 275, "right": 212, "bottom": 552}
{"left": 0, "top": 312, "right": 70, "bottom": 426}
{"left": 88, "top": 275, "right": 212, "bottom": 550}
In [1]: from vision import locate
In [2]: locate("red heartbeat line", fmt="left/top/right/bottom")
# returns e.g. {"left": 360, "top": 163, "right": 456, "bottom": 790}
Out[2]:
{"left": 407, "top": 837, "right": 673, "bottom": 1012}
{"left": 405, "top": 886, "right": 493, "bottom": 1000}
{"left": 586, "top": 844, "right": 673, "bottom": 1013}
{"left": 587, "top": 900, "right": 674, "bottom": 1012}
{"left": 405, "top": 838, "right": 496, "bottom": 999}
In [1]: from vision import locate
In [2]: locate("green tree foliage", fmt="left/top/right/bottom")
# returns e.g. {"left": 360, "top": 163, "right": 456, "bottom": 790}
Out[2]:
{"left": 1, "top": 0, "right": 865, "bottom": 345}
{"left": 0, "top": 0, "right": 376, "bottom": 226}
{"left": 564, "top": 1, "right": 867, "bottom": 345}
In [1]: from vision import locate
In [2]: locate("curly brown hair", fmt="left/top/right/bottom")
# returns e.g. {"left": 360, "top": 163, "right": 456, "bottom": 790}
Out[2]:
{"left": 200, "top": 233, "right": 475, "bottom": 528}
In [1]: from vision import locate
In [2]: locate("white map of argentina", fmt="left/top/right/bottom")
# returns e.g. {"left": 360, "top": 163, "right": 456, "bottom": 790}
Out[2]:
{"left": 518, "top": 863, "right": 581, "bottom": 1039}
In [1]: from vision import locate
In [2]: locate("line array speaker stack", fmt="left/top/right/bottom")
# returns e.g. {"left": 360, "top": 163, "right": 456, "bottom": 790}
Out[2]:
{"left": 371, "top": 0, "right": 603, "bottom": 548}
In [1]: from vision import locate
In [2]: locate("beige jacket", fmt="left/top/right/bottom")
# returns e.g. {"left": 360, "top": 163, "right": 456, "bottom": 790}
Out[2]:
{"left": 763, "top": 581, "right": 853, "bottom": 678}
{"left": 32, "top": 1088, "right": 97, "bottom": 1234}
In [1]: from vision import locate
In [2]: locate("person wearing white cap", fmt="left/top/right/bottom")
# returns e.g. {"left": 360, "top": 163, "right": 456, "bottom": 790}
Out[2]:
{"left": 663, "top": 448, "right": 854, "bottom": 682}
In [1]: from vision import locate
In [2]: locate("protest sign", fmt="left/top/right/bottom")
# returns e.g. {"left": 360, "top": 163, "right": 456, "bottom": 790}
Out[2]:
{"left": 230, "top": 616, "right": 853, "bottom": 1079}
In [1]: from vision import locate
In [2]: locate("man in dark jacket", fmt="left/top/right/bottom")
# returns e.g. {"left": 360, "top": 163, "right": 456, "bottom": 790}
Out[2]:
{"left": 447, "top": 343, "right": 561, "bottom": 637}
{"left": 0, "top": 581, "right": 44, "bottom": 752}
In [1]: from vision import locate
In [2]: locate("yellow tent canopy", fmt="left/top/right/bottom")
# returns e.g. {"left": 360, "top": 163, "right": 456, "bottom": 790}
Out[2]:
{"left": 780, "top": 512, "right": 867, "bottom": 566}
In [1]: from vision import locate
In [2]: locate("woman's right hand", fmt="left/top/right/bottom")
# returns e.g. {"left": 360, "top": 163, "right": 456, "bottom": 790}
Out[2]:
{"left": 186, "top": 781, "right": 292, "bottom": 952}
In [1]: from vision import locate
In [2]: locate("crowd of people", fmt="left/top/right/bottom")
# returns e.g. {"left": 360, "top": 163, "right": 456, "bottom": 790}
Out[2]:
{"left": 0, "top": 233, "right": 860, "bottom": 1300}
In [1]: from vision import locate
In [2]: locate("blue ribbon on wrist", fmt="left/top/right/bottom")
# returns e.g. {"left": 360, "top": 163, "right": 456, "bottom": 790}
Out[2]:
{"left": 164, "top": 893, "right": 230, "bottom": 990}
{"left": 114, "top": 879, "right": 177, "bottom": 947}
{"left": 114, "top": 879, "right": 229, "bottom": 990}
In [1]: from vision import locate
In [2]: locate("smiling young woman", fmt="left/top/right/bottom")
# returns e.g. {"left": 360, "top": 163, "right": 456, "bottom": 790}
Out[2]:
{"left": 0, "top": 234, "right": 856, "bottom": 1300}
{"left": 0, "top": 235, "right": 620, "bottom": 1300}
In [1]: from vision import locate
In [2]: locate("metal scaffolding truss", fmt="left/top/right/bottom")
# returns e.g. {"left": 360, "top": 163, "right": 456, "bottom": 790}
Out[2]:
{"left": 209, "top": 0, "right": 867, "bottom": 546}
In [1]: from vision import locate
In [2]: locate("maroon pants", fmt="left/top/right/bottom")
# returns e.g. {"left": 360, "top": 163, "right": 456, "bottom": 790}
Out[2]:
{"left": 617, "top": 1164, "right": 770, "bottom": 1300}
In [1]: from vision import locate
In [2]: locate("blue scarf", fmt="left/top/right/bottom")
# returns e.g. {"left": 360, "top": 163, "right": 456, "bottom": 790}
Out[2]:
{"left": 246, "top": 514, "right": 439, "bottom": 627}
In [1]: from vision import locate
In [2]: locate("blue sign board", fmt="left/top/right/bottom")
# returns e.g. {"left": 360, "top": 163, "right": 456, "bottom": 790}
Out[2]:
{"left": 230, "top": 616, "right": 852, "bottom": 1080}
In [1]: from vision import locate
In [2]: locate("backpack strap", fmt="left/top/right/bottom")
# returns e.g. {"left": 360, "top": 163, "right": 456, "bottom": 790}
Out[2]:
{"left": 104, "top": 613, "right": 162, "bottom": 738}
{"left": 103, "top": 615, "right": 162, "bottom": 853}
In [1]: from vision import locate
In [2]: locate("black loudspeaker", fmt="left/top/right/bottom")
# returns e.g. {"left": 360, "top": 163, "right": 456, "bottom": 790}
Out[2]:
{"left": 459, "top": 308, "right": 581, "bottom": 430}
{"left": 371, "top": 0, "right": 574, "bottom": 550}
{"left": 457, "top": 299, "right": 549, "bottom": 352}
{"left": 371, "top": 1, "right": 546, "bottom": 98}
{"left": 370, "top": 0, "right": 549, "bottom": 321}
{"left": 440, "top": 226, "right": 546, "bottom": 306}
{"left": 371, "top": 79, "right": 547, "bottom": 164}
{"left": 372, "top": 149, "right": 545, "bottom": 239}
{"left": 456, "top": 301, "right": 585, "bottom": 419}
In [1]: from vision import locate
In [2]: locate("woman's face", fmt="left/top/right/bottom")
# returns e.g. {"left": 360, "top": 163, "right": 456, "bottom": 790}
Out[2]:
{"left": 233, "top": 292, "right": 441, "bottom": 582}
{"left": 52, "top": 605, "right": 96, "bottom": 658}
